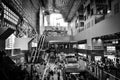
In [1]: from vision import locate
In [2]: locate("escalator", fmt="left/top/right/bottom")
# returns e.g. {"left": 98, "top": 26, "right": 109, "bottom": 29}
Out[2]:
{"left": 31, "top": 34, "right": 46, "bottom": 63}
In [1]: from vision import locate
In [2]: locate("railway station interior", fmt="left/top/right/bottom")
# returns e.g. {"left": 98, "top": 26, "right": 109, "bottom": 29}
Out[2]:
{"left": 0, "top": 0, "right": 120, "bottom": 80}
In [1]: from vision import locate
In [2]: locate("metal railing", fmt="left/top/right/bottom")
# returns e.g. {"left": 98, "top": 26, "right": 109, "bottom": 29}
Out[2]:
{"left": 31, "top": 35, "right": 46, "bottom": 63}
{"left": 87, "top": 63, "right": 120, "bottom": 80}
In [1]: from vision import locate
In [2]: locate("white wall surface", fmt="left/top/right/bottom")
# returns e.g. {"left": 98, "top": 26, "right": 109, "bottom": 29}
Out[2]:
{"left": 74, "top": 13, "right": 120, "bottom": 41}
{"left": 46, "top": 35, "right": 70, "bottom": 42}
{"left": 14, "top": 38, "right": 31, "bottom": 50}
{"left": 69, "top": 17, "right": 77, "bottom": 35}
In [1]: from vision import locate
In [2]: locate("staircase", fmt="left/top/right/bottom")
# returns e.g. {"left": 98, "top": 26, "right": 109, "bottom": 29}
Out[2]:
{"left": 31, "top": 34, "right": 46, "bottom": 63}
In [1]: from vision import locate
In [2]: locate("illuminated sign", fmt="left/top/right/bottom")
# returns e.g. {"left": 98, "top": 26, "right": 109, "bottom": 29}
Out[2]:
{"left": 107, "top": 46, "right": 116, "bottom": 52}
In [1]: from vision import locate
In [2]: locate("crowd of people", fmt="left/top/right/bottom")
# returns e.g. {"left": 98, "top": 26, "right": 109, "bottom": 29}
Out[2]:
{"left": 91, "top": 57, "right": 120, "bottom": 71}
{"left": 43, "top": 55, "right": 64, "bottom": 80}
{"left": 87, "top": 56, "right": 120, "bottom": 80}
{"left": 43, "top": 67, "right": 62, "bottom": 80}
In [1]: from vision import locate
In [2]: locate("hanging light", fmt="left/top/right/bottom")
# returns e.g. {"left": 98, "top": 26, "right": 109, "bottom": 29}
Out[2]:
{"left": 107, "top": 10, "right": 111, "bottom": 14}
{"left": 116, "top": 40, "right": 118, "bottom": 44}
{"left": 112, "top": 40, "right": 116, "bottom": 44}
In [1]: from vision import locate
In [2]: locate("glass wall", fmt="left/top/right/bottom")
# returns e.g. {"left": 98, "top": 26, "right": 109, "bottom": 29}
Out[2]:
{"left": 49, "top": 13, "right": 68, "bottom": 29}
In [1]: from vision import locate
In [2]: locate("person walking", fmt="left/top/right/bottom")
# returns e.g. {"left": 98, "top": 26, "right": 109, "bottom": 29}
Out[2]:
{"left": 57, "top": 71, "right": 60, "bottom": 80}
